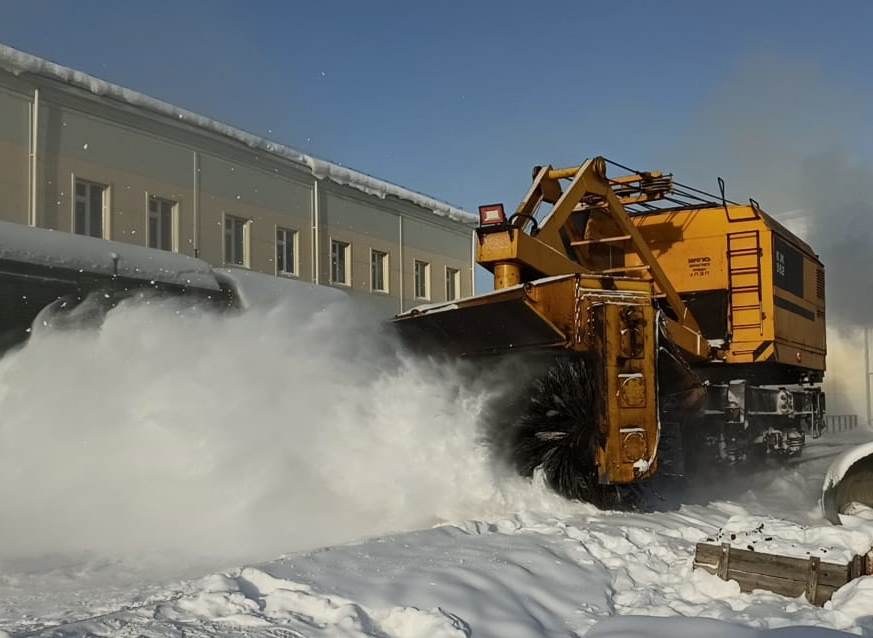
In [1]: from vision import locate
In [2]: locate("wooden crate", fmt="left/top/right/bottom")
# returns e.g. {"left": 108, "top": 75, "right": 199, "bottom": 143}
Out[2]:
{"left": 694, "top": 542, "right": 873, "bottom": 606}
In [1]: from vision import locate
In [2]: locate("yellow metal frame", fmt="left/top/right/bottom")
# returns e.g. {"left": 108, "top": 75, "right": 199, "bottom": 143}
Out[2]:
{"left": 478, "top": 156, "right": 710, "bottom": 360}
{"left": 399, "top": 154, "right": 826, "bottom": 488}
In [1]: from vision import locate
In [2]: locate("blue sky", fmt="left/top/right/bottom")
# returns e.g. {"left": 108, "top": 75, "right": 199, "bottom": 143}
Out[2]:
{"left": 1, "top": 1, "right": 871, "bottom": 231}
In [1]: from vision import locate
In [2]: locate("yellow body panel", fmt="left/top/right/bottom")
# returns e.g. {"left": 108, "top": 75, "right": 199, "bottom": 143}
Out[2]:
{"left": 629, "top": 205, "right": 826, "bottom": 372}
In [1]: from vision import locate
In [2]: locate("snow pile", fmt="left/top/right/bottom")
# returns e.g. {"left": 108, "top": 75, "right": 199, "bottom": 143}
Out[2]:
{"left": 154, "top": 569, "right": 470, "bottom": 637}
{"left": 0, "top": 44, "right": 476, "bottom": 226}
{"left": 17, "top": 499, "right": 873, "bottom": 637}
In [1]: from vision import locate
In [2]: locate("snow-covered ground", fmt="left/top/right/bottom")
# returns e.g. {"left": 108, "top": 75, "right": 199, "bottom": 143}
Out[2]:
{"left": 2, "top": 433, "right": 871, "bottom": 637}
{"left": 0, "top": 297, "right": 871, "bottom": 637}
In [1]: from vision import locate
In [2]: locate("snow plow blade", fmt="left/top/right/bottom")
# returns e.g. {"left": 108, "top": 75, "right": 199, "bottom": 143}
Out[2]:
{"left": 821, "top": 440, "right": 873, "bottom": 524}
{"left": 394, "top": 285, "right": 568, "bottom": 357}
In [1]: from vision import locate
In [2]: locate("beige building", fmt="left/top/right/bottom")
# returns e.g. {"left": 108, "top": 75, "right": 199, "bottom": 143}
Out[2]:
{"left": 0, "top": 44, "right": 476, "bottom": 315}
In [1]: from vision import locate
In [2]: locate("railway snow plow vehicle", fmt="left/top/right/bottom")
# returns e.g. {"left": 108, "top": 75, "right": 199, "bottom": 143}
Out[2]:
{"left": 395, "top": 156, "right": 866, "bottom": 511}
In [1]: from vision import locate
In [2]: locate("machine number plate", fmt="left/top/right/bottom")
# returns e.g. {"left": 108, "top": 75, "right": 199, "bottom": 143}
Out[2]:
{"left": 688, "top": 256, "right": 711, "bottom": 278}
{"left": 774, "top": 236, "right": 804, "bottom": 297}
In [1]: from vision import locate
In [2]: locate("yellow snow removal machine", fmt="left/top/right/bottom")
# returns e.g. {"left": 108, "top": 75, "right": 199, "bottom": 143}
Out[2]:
{"left": 395, "top": 156, "right": 835, "bottom": 506}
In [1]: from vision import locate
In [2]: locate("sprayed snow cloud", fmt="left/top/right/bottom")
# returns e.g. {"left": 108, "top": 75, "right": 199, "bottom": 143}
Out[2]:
{"left": 0, "top": 294, "right": 560, "bottom": 567}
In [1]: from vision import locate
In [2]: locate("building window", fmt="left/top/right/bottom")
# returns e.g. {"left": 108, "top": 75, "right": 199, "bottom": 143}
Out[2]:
{"left": 224, "top": 215, "right": 249, "bottom": 266}
{"left": 74, "top": 178, "right": 106, "bottom": 238}
{"left": 331, "top": 239, "right": 350, "bottom": 285}
{"left": 148, "top": 195, "right": 176, "bottom": 251}
{"left": 371, "top": 249, "right": 389, "bottom": 293}
{"left": 446, "top": 267, "right": 461, "bottom": 301}
{"left": 276, "top": 227, "right": 298, "bottom": 276}
{"left": 414, "top": 259, "right": 430, "bottom": 299}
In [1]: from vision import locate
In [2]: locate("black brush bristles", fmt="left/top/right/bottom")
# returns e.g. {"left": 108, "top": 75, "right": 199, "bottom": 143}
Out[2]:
{"left": 503, "top": 357, "right": 623, "bottom": 506}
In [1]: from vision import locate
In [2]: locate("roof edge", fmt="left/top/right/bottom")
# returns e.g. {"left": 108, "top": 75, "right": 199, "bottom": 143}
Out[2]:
{"left": 0, "top": 43, "right": 477, "bottom": 227}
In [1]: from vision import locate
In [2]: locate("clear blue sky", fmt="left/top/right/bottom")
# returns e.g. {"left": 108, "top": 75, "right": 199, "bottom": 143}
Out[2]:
{"left": 1, "top": 0, "right": 871, "bottom": 226}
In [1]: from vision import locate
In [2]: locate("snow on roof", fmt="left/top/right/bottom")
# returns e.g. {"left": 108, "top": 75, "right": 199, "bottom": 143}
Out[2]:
{"left": 0, "top": 44, "right": 477, "bottom": 227}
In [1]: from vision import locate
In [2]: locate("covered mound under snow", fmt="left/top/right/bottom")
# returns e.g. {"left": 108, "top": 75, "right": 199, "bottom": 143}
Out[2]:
{"left": 822, "top": 440, "right": 873, "bottom": 495}
{"left": 821, "top": 436, "right": 873, "bottom": 524}
{"left": 0, "top": 219, "right": 219, "bottom": 290}
{"left": 0, "top": 44, "right": 476, "bottom": 226}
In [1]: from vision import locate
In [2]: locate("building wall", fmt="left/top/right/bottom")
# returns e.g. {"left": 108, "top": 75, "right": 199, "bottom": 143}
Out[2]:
{"left": 315, "top": 183, "right": 473, "bottom": 312}
{"left": 0, "top": 85, "right": 30, "bottom": 225}
{"left": 0, "top": 70, "right": 474, "bottom": 317}
{"left": 402, "top": 214, "right": 472, "bottom": 309}
{"left": 197, "top": 153, "right": 314, "bottom": 278}
{"left": 36, "top": 97, "right": 195, "bottom": 246}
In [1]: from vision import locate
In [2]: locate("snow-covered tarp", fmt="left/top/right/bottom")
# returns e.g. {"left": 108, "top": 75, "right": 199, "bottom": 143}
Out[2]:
{"left": 0, "top": 44, "right": 477, "bottom": 227}
{"left": 821, "top": 437, "right": 873, "bottom": 524}
{"left": 0, "top": 219, "right": 219, "bottom": 290}
{"left": 823, "top": 439, "right": 873, "bottom": 496}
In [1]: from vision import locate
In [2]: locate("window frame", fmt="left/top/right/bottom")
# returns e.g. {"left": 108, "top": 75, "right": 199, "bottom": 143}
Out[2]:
{"left": 330, "top": 238, "right": 351, "bottom": 286}
{"left": 223, "top": 213, "right": 251, "bottom": 268}
{"left": 370, "top": 248, "right": 389, "bottom": 294}
{"left": 275, "top": 226, "right": 299, "bottom": 277}
{"left": 71, "top": 175, "right": 110, "bottom": 239}
{"left": 145, "top": 193, "right": 179, "bottom": 252}
{"left": 445, "top": 266, "right": 461, "bottom": 302}
{"left": 414, "top": 259, "right": 431, "bottom": 300}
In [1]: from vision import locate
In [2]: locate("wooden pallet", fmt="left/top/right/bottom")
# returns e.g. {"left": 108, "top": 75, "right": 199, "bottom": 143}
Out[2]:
{"left": 693, "top": 542, "right": 873, "bottom": 606}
